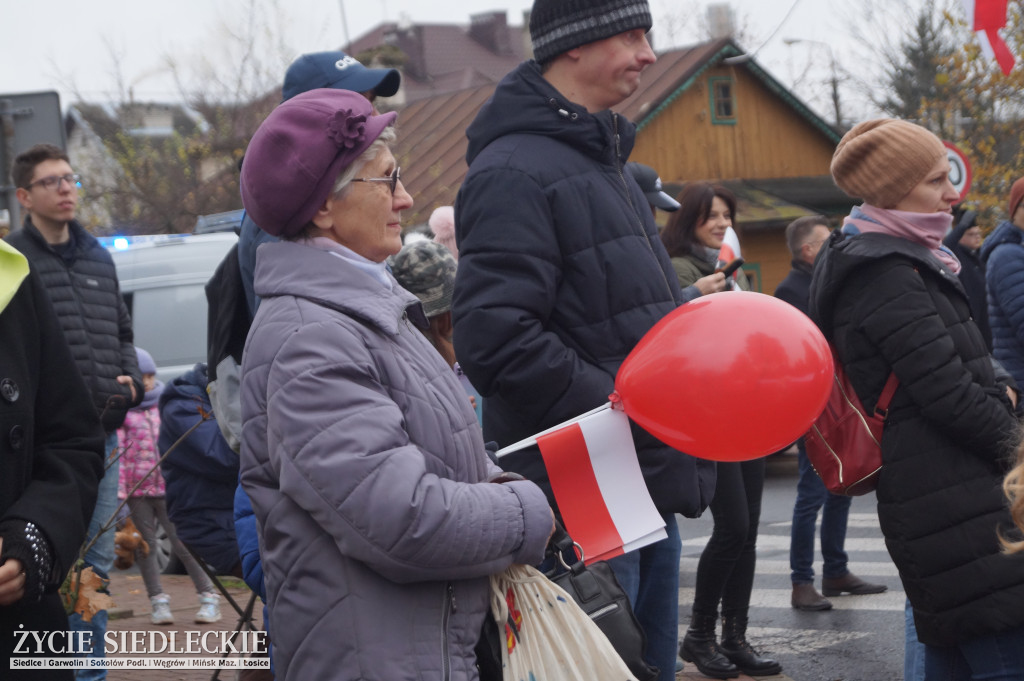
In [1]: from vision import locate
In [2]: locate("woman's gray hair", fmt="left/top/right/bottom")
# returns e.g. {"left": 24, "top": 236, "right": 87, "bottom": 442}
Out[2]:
{"left": 331, "top": 126, "right": 398, "bottom": 200}
{"left": 287, "top": 126, "right": 399, "bottom": 241}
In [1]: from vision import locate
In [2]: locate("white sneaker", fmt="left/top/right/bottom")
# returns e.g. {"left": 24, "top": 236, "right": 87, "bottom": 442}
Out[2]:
{"left": 195, "top": 592, "right": 221, "bottom": 623}
{"left": 151, "top": 594, "right": 174, "bottom": 625}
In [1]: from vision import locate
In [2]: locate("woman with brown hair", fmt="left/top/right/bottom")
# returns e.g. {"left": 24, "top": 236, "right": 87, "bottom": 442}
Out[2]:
{"left": 663, "top": 182, "right": 781, "bottom": 679}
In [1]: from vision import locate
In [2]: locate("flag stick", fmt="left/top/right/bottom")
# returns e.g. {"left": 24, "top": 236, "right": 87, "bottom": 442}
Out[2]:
{"left": 495, "top": 401, "right": 613, "bottom": 458}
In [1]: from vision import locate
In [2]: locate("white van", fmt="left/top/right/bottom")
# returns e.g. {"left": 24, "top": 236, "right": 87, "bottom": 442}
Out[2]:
{"left": 102, "top": 232, "right": 238, "bottom": 382}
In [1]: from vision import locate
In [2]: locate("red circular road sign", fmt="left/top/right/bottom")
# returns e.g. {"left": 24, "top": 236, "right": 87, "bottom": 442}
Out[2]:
{"left": 943, "top": 141, "right": 972, "bottom": 202}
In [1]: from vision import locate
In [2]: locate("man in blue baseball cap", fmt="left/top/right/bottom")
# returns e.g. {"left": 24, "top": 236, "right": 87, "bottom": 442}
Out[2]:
{"left": 281, "top": 51, "right": 400, "bottom": 104}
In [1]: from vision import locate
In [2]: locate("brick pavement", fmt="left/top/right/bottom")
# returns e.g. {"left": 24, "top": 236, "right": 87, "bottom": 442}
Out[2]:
{"left": 103, "top": 570, "right": 266, "bottom": 681}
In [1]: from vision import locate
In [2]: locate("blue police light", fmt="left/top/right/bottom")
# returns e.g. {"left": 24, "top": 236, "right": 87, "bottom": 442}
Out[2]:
{"left": 113, "top": 237, "right": 130, "bottom": 250}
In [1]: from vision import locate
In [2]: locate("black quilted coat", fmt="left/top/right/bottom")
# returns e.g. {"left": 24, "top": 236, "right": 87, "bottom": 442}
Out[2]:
{"left": 452, "top": 61, "right": 715, "bottom": 517}
{"left": 810, "top": 229, "right": 1024, "bottom": 646}
{"left": 6, "top": 218, "right": 141, "bottom": 432}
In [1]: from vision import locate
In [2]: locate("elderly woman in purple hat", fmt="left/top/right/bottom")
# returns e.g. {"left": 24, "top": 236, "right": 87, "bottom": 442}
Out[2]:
{"left": 237, "top": 89, "right": 553, "bottom": 681}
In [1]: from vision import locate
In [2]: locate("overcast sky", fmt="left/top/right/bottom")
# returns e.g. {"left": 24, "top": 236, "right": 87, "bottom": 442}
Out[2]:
{"left": 1, "top": 0, "right": 940, "bottom": 125}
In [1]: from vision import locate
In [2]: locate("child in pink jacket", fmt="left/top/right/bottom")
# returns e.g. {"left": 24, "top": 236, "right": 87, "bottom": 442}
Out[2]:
{"left": 117, "top": 347, "right": 220, "bottom": 625}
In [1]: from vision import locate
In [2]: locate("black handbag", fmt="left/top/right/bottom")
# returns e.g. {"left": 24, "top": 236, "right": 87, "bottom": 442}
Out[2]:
{"left": 475, "top": 523, "right": 658, "bottom": 681}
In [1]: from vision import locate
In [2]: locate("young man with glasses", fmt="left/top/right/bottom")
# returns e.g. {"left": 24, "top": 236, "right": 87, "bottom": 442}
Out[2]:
{"left": 6, "top": 143, "right": 142, "bottom": 681}
{"left": 775, "top": 215, "right": 886, "bottom": 613}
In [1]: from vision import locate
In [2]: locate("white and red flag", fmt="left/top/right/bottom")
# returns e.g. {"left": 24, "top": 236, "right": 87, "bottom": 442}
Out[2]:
{"left": 497, "top": 404, "right": 666, "bottom": 564}
{"left": 962, "top": 0, "right": 1016, "bottom": 75}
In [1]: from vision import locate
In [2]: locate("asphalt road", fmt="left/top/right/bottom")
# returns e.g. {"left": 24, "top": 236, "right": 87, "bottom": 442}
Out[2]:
{"left": 676, "top": 451, "right": 906, "bottom": 681}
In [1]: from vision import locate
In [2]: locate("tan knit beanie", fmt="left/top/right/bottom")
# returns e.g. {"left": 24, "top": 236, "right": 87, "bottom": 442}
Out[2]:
{"left": 831, "top": 119, "right": 947, "bottom": 208}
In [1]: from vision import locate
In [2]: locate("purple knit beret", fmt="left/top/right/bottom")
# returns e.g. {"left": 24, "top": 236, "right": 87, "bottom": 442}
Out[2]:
{"left": 240, "top": 89, "right": 398, "bottom": 238}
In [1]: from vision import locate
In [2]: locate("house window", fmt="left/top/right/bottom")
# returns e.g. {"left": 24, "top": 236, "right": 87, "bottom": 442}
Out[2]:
{"left": 709, "top": 77, "right": 736, "bottom": 125}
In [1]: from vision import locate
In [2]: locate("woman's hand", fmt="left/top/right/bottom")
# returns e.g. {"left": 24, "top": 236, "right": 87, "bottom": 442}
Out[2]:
{"left": 0, "top": 539, "right": 26, "bottom": 606}
{"left": 694, "top": 272, "right": 727, "bottom": 296}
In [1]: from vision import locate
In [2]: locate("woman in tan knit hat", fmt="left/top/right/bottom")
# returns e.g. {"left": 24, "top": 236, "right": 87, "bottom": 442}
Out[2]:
{"left": 809, "top": 118, "right": 1024, "bottom": 680}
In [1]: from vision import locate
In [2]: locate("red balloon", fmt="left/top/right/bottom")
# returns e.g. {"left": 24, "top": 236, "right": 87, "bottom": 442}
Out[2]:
{"left": 613, "top": 292, "right": 833, "bottom": 462}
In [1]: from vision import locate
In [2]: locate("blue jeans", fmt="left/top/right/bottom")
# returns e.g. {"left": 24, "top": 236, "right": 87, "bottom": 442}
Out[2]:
{"left": 923, "top": 624, "right": 1024, "bottom": 680}
{"left": 905, "top": 599, "right": 926, "bottom": 681}
{"left": 790, "top": 439, "right": 852, "bottom": 584}
{"left": 70, "top": 431, "right": 119, "bottom": 680}
{"left": 607, "top": 513, "right": 681, "bottom": 681}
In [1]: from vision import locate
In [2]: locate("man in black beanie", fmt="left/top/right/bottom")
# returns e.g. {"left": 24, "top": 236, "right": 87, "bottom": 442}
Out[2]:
{"left": 452, "top": 2, "right": 716, "bottom": 680}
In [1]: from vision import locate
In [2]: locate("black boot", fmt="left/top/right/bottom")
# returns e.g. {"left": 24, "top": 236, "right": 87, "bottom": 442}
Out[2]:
{"left": 720, "top": 612, "right": 782, "bottom": 676}
{"left": 679, "top": 611, "right": 740, "bottom": 679}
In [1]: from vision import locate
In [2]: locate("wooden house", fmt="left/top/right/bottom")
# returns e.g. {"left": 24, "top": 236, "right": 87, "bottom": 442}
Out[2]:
{"left": 618, "top": 38, "right": 851, "bottom": 292}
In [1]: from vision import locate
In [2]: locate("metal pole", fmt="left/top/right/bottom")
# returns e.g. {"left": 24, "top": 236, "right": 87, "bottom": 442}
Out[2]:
{"left": 1, "top": 99, "right": 20, "bottom": 231}
{"left": 338, "top": 0, "right": 352, "bottom": 53}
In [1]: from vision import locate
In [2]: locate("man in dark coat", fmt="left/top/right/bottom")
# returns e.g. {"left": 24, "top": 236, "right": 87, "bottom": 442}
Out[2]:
{"left": 775, "top": 216, "right": 885, "bottom": 612}
{"left": 452, "top": 1, "right": 715, "bottom": 678}
{"left": 1, "top": 242, "right": 105, "bottom": 679}
{"left": 6, "top": 144, "right": 142, "bottom": 679}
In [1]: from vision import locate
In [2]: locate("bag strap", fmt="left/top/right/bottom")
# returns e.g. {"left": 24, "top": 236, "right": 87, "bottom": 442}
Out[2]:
{"left": 874, "top": 372, "right": 899, "bottom": 418}
{"left": 546, "top": 521, "right": 586, "bottom": 576}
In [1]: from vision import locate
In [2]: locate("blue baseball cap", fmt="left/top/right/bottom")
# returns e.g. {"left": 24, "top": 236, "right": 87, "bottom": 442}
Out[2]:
{"left": 282, "top": 51, "right": 401, "bottom": 102}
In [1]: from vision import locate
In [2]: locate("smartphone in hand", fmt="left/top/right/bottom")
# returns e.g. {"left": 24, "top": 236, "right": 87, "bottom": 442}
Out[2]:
{"left": 718, "top": 257, "right": 744, "bottom": 278}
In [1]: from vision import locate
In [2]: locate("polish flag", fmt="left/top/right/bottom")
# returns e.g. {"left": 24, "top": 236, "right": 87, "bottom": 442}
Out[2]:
{"left": 500, "top": 405, "right": 666, "bottom": 564}
{"left": 962, "top": 0, "right": 1016, "bottom": 75}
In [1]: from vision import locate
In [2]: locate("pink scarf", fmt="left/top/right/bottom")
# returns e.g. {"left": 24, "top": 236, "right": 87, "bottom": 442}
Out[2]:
{"left": 844, "top": 204, "right": 961, "bottom": 274}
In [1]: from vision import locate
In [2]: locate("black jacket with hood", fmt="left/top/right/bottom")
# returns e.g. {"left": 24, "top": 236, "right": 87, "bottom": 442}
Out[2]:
{"left": 5, "top": 218, "right": 142, "bottom": 432}
{"left": 809, "top": 228, "right": 1024, "bottom": 646}
{"left": 452, "top": 61, "right": 715, "bottom": 517}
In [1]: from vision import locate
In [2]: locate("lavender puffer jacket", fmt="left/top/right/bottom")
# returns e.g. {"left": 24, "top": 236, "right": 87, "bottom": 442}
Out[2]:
{"left": 240, "top": 241, "right": 552, "bottom": 681}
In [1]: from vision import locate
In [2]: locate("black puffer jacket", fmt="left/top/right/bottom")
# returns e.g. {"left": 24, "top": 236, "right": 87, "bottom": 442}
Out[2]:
{"left": 810, "top": 229, "right": 1024, "bottom": 646}
{"left": 453, "top": 61, "right": 715, "bottom": 517}
{"left": 5, "top": 218, "right": 141, "bottom": 432}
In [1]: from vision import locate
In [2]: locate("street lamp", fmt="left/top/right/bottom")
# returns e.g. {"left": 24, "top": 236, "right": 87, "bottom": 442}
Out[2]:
{"left": 784, "top": 38, "right": 842, "bottom": 129}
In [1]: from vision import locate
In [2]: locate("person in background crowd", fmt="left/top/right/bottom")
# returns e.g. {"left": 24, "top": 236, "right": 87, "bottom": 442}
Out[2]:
{"left": 944, "top": 206, "right": 991, "bottom": 351}
{"left": 6, "top": 143, "right": 142, "bottom": 680}
{"left": 0, "top": 243, "right": 104, "bottom": 680}
{"left": 238, "top": 89, "right": 553, "bottom": 681}
{"left": 1005, "top": 439, "right": 1024, "bottom": 552}
{"left": 776, "top": 216, "right": 887, "bottom": 612}
{"left": 118, "top": 348, "right": 220, "bottom": 625}
{"left": 812, "top": 118, "right": 1024, "bottom": 681}
{"left": 663, "top": 182, "right": 781, "bottom": 679}
{"left": 390, "top": 240, "right": 459, "bottom": 367}
{"left": 237, "top": 50, "right": 401, "bottom": 319}
{"left": 981, "top": 177, "right": 1024, "bottom": 379}
{"left": 428, "top": 206, "right": 459, "bottom": 261}
{"left": 390, "top": 239, "right": 483, "bottom": 422}
{"left": 159, "top": 363, "right": 240, "bottom": 579}
{"left": 626, "top": 162, "right": 725, "bottom": 302}
{"left": 452, "top": 2, "right": 717, "bottom": 678}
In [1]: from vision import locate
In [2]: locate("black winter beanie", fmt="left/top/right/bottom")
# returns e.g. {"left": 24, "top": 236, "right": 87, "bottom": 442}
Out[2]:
{"left": 529, "top": 0, "right": 653, "bottom": 64}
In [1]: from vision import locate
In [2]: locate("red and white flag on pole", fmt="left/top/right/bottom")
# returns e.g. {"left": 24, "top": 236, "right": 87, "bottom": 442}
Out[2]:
{"left": 498, "top": 404, "right": 666, "bottom": 564}
{"left": 962, "top": 0, "right": 1016, "bottom": 75}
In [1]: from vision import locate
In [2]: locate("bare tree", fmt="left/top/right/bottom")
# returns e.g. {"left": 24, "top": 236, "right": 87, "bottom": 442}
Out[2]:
{"left": 68, "top": 0, "right": 295, "bottom": 234}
